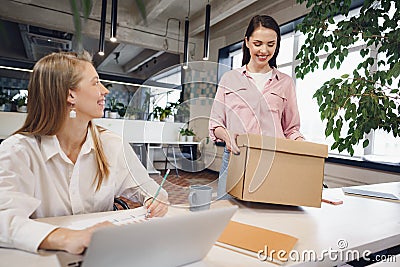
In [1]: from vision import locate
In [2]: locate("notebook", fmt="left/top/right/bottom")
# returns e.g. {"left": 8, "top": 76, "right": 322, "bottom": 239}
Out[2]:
{"left": 217, "top": 221, "right": 298, "bottom": 264}
{"left": 57, "top": 206, "right": 238, "bottom": 267}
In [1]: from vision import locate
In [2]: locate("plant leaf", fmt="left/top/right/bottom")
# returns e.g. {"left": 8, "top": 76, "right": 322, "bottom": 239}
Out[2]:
{"left": 81, "top": 0, "right": 93, "bottom": 20}
{"left": 362, "top": 139, "right": 369, "bottom": 148}
{"left": 134, "top": 0, "right": 147, "bottom": 24}
{"left": 70, "top": 0, "right": 82, "bottom": 46}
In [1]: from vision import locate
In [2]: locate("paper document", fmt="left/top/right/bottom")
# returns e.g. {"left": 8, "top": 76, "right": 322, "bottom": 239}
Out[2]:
{"left": 67, "top": 207, "right": 148, "bottom": 230}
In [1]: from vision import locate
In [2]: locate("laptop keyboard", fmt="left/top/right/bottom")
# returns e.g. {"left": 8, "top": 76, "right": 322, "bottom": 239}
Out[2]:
{"left": 110, "top": 214, "right": 147, "bottom": 225}
{"left": 59, "top": 214, "right": 147, "bottom": 267}
{"left": 66, "top": 207, "right": 148, "bottom": 230}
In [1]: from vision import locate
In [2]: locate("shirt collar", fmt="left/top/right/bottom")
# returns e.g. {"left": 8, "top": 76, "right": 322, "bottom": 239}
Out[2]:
{"left": 40, "top": 129, "right": 95, "bottom": 162}
{"left": 240, "top": 65, "right": 281, "bottom": 81}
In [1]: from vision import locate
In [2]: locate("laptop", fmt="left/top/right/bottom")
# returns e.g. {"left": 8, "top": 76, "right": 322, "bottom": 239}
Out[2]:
{"left": 342, "top": 187, "right": 400, "bottom": 201}
{"left": 57, "top": 206, "right": 238, "bottom": 267}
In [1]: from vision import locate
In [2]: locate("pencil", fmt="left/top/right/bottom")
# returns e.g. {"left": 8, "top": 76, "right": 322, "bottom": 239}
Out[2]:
{"left": 146, "top": 169, "right": 170, "bottom": 217}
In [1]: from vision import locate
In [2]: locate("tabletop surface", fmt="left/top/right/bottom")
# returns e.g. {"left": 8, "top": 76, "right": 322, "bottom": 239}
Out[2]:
{"left": 1, "top": 182, "right": 399, "bottom": 267}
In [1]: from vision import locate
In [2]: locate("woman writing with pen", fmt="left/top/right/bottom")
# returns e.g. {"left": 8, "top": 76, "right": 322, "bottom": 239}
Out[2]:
{"left": 0, "top": 51, "right": 168, "bottom": 254}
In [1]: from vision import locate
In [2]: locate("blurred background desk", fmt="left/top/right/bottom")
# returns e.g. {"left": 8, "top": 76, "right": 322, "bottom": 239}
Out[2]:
{"left": 0, "top": 114, "right": 203, "bottom": 175}
{"left": 94, "top": 119, "right": 201, "bottom": 174}
{"left": 130, "top": 140, "right": 200, "bottom": 175}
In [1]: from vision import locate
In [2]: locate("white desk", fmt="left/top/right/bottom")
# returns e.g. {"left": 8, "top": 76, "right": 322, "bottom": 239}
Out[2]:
{"left": 129, "top": 141, "right": 200, "bottom": 175}
{"left": 0, "top": 111, "right": 27, "bottom": 139}
{"left": 1, "top": 183, "right": 399, "bottom": 267}
{"left": 94, "top": 119, "right": 198, "bottom": 174}
{"left": 162, "top": 141, "right": 201, "bottom": 176}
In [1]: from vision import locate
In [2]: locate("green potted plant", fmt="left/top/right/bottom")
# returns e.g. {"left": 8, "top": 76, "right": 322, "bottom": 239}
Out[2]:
{"left": 179, "top": 127, "right": 187, "bottom": 142}
{"left": 151, "top": 106, "right": 168, "bottom": 121}
{"left": 107, "top": 97, "right": 125, "bottom": 119}
{"left": 151, "top": 101, "right": 179, "bottom": 122}
{"left": 15, "top": 95, "right": 27, "bottom": 113}
{"left": 108, "top": 97, "right": 118, "bottom": 118}
{"left": 179, "top": 127, "right": 196, "bottom": 142}
{"left": 184, "top": 128, "right": 196, "bottom": 142}
{"left": 117, "top": 102, "right": 126, "bottom": 118}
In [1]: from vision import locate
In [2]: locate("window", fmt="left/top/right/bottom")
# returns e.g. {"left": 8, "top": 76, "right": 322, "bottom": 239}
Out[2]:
{"left": 276, "top": 33, "right": 294, "bottom": 66}
{"left": 371, "top": 51, "right": 400, "bottom": 159}
{"left": 297, "top": 50, "right": 365, "bottom": 157}
{"left": 218, "top": 5, "right": 399, "bottom": 164}
{"left": 140, "top": 66, "right": 182, "bottom": 120}
{"left": 230, "top": 49, "right": 242, "bottom": 69}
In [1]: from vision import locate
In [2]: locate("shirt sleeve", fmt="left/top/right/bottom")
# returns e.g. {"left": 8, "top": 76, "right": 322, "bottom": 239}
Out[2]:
{"left": 116, "top": 141, "right": 167, "bottom": 204}
{"left": 0, "top": 139, "right": 58, "bottom": 253}
{"left": 281, "top": 79, "right": 305, "bottom": 140}
{"left": 209, "top": 74, "right": 228, "bottom": 142}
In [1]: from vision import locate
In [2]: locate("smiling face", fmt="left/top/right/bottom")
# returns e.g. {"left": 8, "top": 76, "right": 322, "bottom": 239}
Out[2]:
{"left": 245, "top": 26, "right": 277, "bottom": 72}
{"left": 69, "top": 61, "right": 109, "bottom": 121}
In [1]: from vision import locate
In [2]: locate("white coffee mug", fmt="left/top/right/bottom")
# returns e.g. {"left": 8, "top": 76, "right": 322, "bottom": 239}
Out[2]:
{"left": 188, "top": 185, "right": 212, "bottom": 211}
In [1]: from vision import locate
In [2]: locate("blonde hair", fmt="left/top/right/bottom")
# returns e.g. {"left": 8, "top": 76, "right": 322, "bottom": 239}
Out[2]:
{"left": 15, "top": 51, "right": 110, "bottom": 191}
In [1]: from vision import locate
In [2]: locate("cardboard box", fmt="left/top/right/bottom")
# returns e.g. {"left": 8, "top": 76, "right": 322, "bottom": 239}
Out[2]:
{"left": 227, "top": 134, "right": 328, "bottom": 208}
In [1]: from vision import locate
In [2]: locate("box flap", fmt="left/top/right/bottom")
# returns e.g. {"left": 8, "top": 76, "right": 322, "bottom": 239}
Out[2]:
{"left": 237, "top": 134, "right": 328, "bottom": 158}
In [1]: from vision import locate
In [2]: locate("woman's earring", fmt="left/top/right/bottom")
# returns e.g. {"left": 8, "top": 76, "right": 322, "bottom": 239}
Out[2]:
{"left": 69, "top": 108, "right": 76, "bottom": 118}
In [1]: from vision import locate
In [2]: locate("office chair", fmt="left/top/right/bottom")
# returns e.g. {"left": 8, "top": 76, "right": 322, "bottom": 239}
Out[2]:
{"left": 113, "top": 197, "right": 130, "bottom": 210}
{"left": 164, "top": 144, "right": 196, "bottom": 176}
{"left": 113, "top": 196, "right": 142, "bottom": 210}
{"left": 131, "top": 143, "right": 146, "bottom": 166}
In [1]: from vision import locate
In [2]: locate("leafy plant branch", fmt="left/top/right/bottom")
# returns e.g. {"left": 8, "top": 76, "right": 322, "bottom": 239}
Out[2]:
{"left": 296, "top": 0, "right": 400, "bottom": 156}
{"left": 69, "top": 0, "right": 146, "bottom": 48}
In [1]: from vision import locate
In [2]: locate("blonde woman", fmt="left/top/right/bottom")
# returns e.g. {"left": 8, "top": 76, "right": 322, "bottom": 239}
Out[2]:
{"left": 0, "top": 51, "right": 168, "bottom": 254}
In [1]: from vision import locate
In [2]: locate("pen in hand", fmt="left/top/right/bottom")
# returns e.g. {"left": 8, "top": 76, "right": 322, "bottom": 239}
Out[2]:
{"left": 146, "top": 169, "right": 170, "bottom": 218}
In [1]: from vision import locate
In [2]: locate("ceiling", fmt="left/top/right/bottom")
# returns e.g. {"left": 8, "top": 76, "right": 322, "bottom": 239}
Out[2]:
{"left": 0, "top": 0, "right": 301, "bottom": 82}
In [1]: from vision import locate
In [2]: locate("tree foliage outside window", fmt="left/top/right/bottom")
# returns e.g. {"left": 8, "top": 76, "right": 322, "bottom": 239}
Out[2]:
{"left": 295, "top": 0, "right": 400, "bottom": 156}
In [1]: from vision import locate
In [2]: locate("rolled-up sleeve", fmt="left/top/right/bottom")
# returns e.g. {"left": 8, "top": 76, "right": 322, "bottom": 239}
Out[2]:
{"left": 116, "top": 141, "right": 167, "bottom": 204}
{"left": 209, "top": 75, "right": 228, "bottom": 142}
{"left": 0, "top": 142, "right": 58, "bottom": 253}
{"left": 282, "top": 80, "right": 304, "bottom": 140}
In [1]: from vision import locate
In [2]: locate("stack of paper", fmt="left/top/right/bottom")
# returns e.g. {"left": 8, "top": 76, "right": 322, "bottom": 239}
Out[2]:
{"left": 66, "top": 207, "right": 148, "bottom": 230}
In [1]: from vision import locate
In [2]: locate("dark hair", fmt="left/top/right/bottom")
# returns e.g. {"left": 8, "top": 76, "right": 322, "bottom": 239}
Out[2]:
{"left": 242, "top": 15, "right": 281, "bottom": 68}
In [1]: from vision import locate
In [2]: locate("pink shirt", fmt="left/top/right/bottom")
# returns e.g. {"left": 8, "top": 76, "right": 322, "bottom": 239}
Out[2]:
{"left": 209, "top": 66, "right": 304, "bottom": 141}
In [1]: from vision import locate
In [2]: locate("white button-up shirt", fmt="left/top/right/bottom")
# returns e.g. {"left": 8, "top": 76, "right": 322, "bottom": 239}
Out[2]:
{"left": 0, "top": 130, "right": 166, "bottom": 252}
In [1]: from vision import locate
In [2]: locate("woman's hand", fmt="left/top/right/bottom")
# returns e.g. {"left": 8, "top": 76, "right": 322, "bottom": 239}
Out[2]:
{"left": 214, "top": 127, "right": 240, "bottom": 154}
{"left": 144, "top": 194, "right": 169, "bottom": 218}
{"left": 39, "top": 221, "right": 114, "bottom": 254}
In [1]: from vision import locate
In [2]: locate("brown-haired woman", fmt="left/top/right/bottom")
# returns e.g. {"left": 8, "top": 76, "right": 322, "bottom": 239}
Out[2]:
{"left": 209, "top": 15, "right": 304, "bottom": 198}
